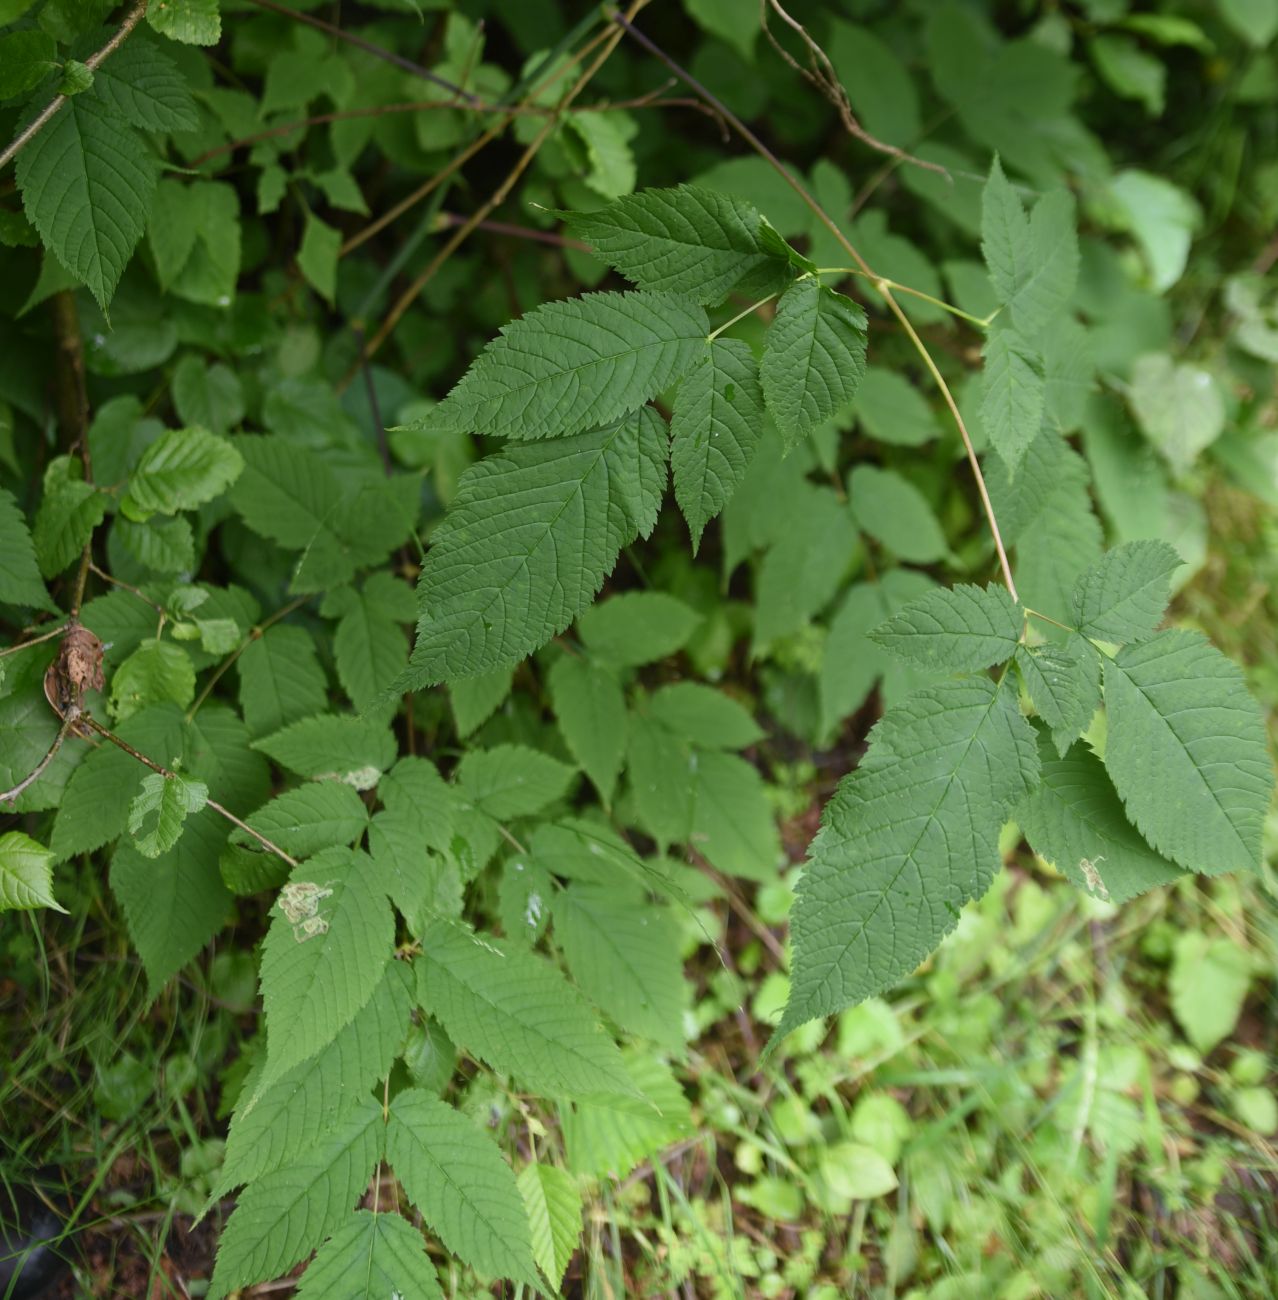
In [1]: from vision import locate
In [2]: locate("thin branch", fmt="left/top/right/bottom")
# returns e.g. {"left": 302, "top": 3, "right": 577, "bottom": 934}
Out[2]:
{"left": 0, "top": 718, "right": 72, "bottom": 805}
{"left": 79, "top": 714, "right": 301, "bottom": 869}
{"left": 610, "top": 10, "right": 1018, "bottom": 601}
{"left": 436, "top": 212, "right": 589, "bottom": 251}
{"left": 244, "top": 0, "right": 482, "bottom": 104}
{"left": 0, "top": 624, "right": 67, "bottom": 658}
{"left": 0, "top": 0, "right": 149, "bottom": 171}
{"left": 348, "top": 0, "right": 648, "bottom": 375}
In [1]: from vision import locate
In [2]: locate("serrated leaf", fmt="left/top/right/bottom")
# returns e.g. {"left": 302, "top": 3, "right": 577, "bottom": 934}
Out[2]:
{"left": 562, "top": 184, "right": 783, "bottom": 305}
{"left": 416, "top": 919, "right": 638, "bottom": 1102}
{"left": 980, "top": 326, "right": 1044, "bottom": 473}
{"left": 548, "top": 655, "right": 626, "bottom": 805}
{"left": 1071, "top": 540, "right": 1182, "bottom": 644}
{"left": 16, "top": 94, "right": 156, "bottom": 310}
{"left": 760, "top": 278, "right": 867, "bottom": 446}
{"left": 690, "top": 748, "right": 780, "bottom": 881}
{"left": 428, "top": 291, "right": 708, "bottom": 441}
{"left": 0, "top": 31, "right": 55, "bottom": 101}
{"left": 110, "top": 639, "right": 195, "bottom": 720}
{"left": 1101, "top": 630, "right": 1273, "bottom": 874}
{"left": 332, "top": 593, "right": 408, "bottom": 714}
{"left": 1014, "top": 640, "right": 1100, "bottom": 756}
{"left": 242, "top": 783, "right": 369, "bottom": 859}
{"left": 576, "top": 591, "right": 701, "bottom": 668}
{"left": 252, "top": 715, "right": 396, "bottom": 790}
{"left": 517, "top": 1164, "right": 582, "bottom": 1290}
{"left": 449, "top": 666, "right": 513, "bottom": 738}
{"left": 670, "top": 337, "right": 765, "bottom": 550}
{"left": 218, "top": 963, "right": 411, "bottom": 1196}
{"left": 0, "top": 488, "right": 54, "bottom": 610}
{"left": 33, "top": 460, "right": 108, "bottom": 577}
{"left": 122, "top": 426, "right": 243, "bottom": 519}
{"left": 400, "top": 409, "right": 667, "bottom": 686}
{"left": 207, "top": 1102, "right": 382, "bottom": 1300}
{"left": 869, "top": 584, "right": 1021, "bottom": 673}
{"left": 114, "top": 515, "right": 195, "bottom": 573}
{"left": 258, "top": 849, "right": 394, "bottom": 1087}
{"left": 385, "top": 1089, "right": 538, "bottom": 1288}
{"left": 456, "top": 745, "right": 576, "bottom": 820}
{"left": 553, "top": 885, "right": 684, "bottom": 1048}
{"left": 295, "top": 1211, "right": 443, "bottom": 1300}
{"left": 172, "top": 356, "right": 244, "bottom": 434}
{"left": 775, "top": 677, "right": 1039, "bottom": 1044}
{"left": 89, "top": 34, "right": 198, "bottom": 132}
{"left": 1018, "top": 730, "right": 1183, "bottom": 903}
{"left": 849, "top": 465, "right": 947, "bottom": 564}
{"left": 237, "top": 625, "right": 328, "bottom": 738}
{"left": 0, "top": 831, "right": 66, "bottom": 912}
{"left": 980, "top": 158, "right": 1078, "bottom": 336}
{"left": 148, "top": 0, "right": 220, "bottom": 45}
{"left": 567, "top": 110, "right": 635, "bottom": 200}
{"left": 126, "top": 771, "right": 208, "bottom": 858}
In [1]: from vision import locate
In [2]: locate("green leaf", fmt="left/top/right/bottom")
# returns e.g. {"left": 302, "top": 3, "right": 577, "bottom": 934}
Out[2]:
{"left": 148, "top": 0, "right": 221, "bottom": 45}
{"left": 172, "top": 356, "right": 244, "bottom": 434}
{"left": 1090, "top": 34, "right": 1166, "bottom": 116}
{"left": 852, "top": 367, "right": 938, "bottom": 448}
{"left": 869, "top": 584, "right": 1021, "bottom": 673}
{"left": 331, "top": 590, "right": 408, "bottom": 714}
{"left": 0, "top": 831, "right": 66, "bottom": 912}
{"left": 1218, "top": 0, "right": 1278, "bottom": 45}
{"left": 517, "top": 1164, "right": 582, "bottom": 1291}
{"left": 849, "top": 465, "right": 948, "bottom": 564}
{"left": 295, "top": 1211, "right": 443, "bottom": 1300}
{"left": 1169, "top": 932, "right": 1252, "bottom": 1055}
{"left": 0, "top": 488, "right": 54, "bottom": 610}
{"left": 385, "top": 1089, "right": 538, "bottom": 1288}
{"left": 646, "top": 682, "right": 762, "bottom": 750}
{"left": 258, "top": 849, "right": 394, "bottom": 1087}
{"left": 121, "top": 427, "right": 243, "bottom": 519}
{"left": 207, "top": 1101, "right": 382, "bottom": 1300}
{"left": 980, "top": 325, "right": 1044, "bottom": 473}
{"left": 1127, "top": 353, "right": 1225, "bottom": 474}
{"left": 980, "top": 158, "right": 1078, "bottom": 336}
{"left": 760, "top": 278, "right": 867, "bottom": 446}
{"left": 243, "top": 783, "right": 369, "bottom": 859}
{"left": 111, "top": 814, "right": 233, "bottom": 993}
{"left": 416, "top": 919, "right": 637, "bottom": 1102}
{"left": 400, "top": 409, "right": 667, "bottom": 686}
{"left": 775, "top": 677, "right": 1039, "bottom": 1044}
{"left": 1108, "top": 169, "right": 1198, "bottom": 294}
{"left": 0, "top": 31, "right": 56, "bottom": 101}
{"left": 1101, "top": 630, "right": 1273, "bottom": 874}
{"left": 457, "top": 744, "right": 576, "bottom": 819}
{"left": 110, "top": 639, "right": 195, "bottom": 720}
{"left": 1071, "top": 540, "right": 1182, "bottom": 644}
{"left": 449, "top": 666, "right": 514, "bottom": 738}
{"left": 548, "top": 655, "right": 626, "bottom": 805}
{"left": 576, "top": 591, "right": 701, "bottom": 668}
{"left": 16, "top": 94, "right": 156, "bottom": 310}
{"left": 690, "top": 748, "right": 780, "bottom": 882}
{"left": 1018, "top": 730, "right": 1183, "bottom": 903}
{"left": 553, "top": 884, "right": 684, "bottom": 1048}
{"left": 152, "top": 180, "right": 241, "bottom": 304}
{"left": 33, "top": 459, "right": 108, "bottom": 577}
{"left": 237, "top": 625, "right": 328, "bottom": 738}
{"left": 89, "top": 34, "right": 198, "bottom": 132}
{"left": 218, "top": 962, "right": 411, "bottom": 1195}
{"left": 567, "top": 110, "right": 636, "bottom": 201}
{"left": 298, "top": 213, "right": 340, "bottom": 303}
{"left": 428, "top": 291, "right": 708, "bottom": 441}
{"left": 1014, "top": 640, "right": 1100, "bottom": 756}
{"left": 126, "top": 771, "right": 208, "bottom": 858}
{"left": 670, "top": 338, "right": 765, "bottom": 550}
{"left": 114, "top": 515, "right": 195, "bottom": 573}
{"left": 563, "top": 185, "right": 782, "bottom": 305}
{"left": 252, "top": 715, "right": 396, "bottom": 790}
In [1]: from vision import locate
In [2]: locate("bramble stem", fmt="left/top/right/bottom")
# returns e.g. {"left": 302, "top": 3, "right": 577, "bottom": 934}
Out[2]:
{"left": 610, "top": 11, "right": 1019, "bottom": 602}
{"left": 1024, "top": 608, "right": 1076, "bottom": 634}
{"left": 707, "top": 293, "right": 780, "bottom": 341}
{"left": 0, "top": 0, "right": 148, "bottom": 170}
{"left": 814, "top": 268, "right": 990, "bottom": 328}
{"left": 79, "top": 715, "right": 300, "bottom": 868}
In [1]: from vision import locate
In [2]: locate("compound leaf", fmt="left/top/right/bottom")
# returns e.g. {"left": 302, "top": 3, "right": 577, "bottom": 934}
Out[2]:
{"left": 1015, "top": 640, "right": 1100, "bottom": 756}
{"left": 1102, "top": 630, "right": 1272, "bottom": 874}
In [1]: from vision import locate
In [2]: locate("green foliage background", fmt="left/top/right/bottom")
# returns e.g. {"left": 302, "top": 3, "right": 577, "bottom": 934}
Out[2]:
{"left": 2, "top": 0, "right": 1277, "bottom": 1295}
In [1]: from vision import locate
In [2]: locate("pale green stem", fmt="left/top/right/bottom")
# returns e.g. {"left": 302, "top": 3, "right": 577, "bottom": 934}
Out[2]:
{"left": 706, "top": 292, "right": 780, "bottom": 342}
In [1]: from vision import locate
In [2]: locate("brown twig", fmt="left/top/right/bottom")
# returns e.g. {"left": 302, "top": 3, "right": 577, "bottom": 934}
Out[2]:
{"left": 0, "top": 0, "right": 149, "bottom": 171}
{"left": 244, "top": 0, "right": 482, "bottom": 103}
{"left": 437, "top": 212, "right": 590, "bottom": 251}
{"left": 0, "top": 718, "right": 73, "bottom": 805}
{"left": 78, "top": 714, "right": 301, "bottom": 868}
{"left": 346, "top": 1, "right": 648, "bottom": 376}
